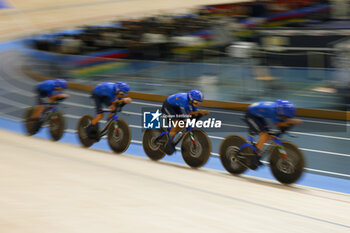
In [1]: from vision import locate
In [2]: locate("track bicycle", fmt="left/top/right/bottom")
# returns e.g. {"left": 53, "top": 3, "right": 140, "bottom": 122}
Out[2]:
{"left": 219, "top": 124, "right": 305, "bottom": 184}
{"left": 142, "top": 114, "right": 211, "bottom": 168}
{"left": 24, "top": 100, "right": 65, "bottom": 141}
{"left": 77, "top": 104, "right": 131, "bottom": 153}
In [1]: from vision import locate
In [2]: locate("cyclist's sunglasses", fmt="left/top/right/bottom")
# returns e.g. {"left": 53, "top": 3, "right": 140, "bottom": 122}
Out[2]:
{"left": 192, "top": 100, "right": 200, "bottom": 105}
{"left": 117, "top": 91, "right": 126, "bottom": 96}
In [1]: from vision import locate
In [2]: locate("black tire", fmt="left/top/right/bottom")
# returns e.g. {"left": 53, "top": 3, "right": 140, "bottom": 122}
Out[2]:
{"left": 142, "top": 128, "right": 168, "bottom": 161}
{"left": 24, "top": 107, "right": 41, "bottom": 135}
{"left": 48, "top": 110, "right": 65, "bottom": 141}
{"left": 269, "top": 141, "right": 305, "bottom": 184}
{"left": 107, "top": 118, "right": 131, "bottom": 154}
{"left": 219, "top": 135, "right": 249, "bottom": 175}
{"left": 181, "top": 129, "right": 211, "bottom": 168}
{"left": 77, "top": 114, "right": 96, "bottom": 148}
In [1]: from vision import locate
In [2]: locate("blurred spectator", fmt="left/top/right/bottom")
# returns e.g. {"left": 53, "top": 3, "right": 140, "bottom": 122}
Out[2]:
{"left": 29, "top": 0, "right": 334, "bottom": 61}
{"left": 60, "top": 35, "right": 82, "bottom": 54}
{"left": 250, "top": 0, "right": 268, "bottom": 17}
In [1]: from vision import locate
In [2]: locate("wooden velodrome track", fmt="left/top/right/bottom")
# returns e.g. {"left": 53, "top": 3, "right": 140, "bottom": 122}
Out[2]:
{"left": 0, "top": 1, "right": 349, "bottom": 232}
{"left": 0, "top": 130, "right": 349, "bottom": 233}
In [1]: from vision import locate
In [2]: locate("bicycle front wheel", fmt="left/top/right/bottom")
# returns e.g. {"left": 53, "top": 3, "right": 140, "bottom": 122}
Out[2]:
{"left": 269, "top": 141, "right": 305, "bottom": 184}
{"left": 107, "top": 118, "right": 131, "bottom": 154}
{"left": 181, "top": 129, "right": 211, "bottom": 168}
{"left": 48, "top": 110, "right": 65, "bottom": 141}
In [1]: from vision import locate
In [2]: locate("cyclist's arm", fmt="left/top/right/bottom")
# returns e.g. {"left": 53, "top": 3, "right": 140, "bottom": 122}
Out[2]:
{"left": 48, "top": 93, "right": 69, "bottom": 102}
{"left": 188, "top": 110, "right": 210, "bottom": 116}
{"left": 275, "top": 118, "right": 302, "bottom": 128}
{"left": 109, "top": 97, "right": 132, "bottom": 112}
{"left": 112, "top": 97, "right": 132, "bottom": 105}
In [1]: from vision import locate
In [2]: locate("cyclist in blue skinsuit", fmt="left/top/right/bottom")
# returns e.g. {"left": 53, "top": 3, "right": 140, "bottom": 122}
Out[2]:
{"left": 243, "top": 99, "right": 301, "bottom": 169}
{"left": 31, "top": 79, "right": 69, "bottom": 120}
{"left": 161, "top": 90, "right": 209, "bottom": 151}
{"left": 86, "top": 81, "right": 132, "bottom": 138}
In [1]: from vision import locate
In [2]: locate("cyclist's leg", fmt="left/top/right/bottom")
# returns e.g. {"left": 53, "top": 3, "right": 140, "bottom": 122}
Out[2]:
{"left": 169, "top": 120, "right": 181, "bottom": 139}
{"left": 31, "top": 89, "right": 46, "bottom": 119}
{"left": 105, "top": 97, "right": 115, "bottom": 120}
{"left": 161, "top": 100, "right": 182, "bottom": 142}
{"left": 85, "top": 94, "right": 103, "bottom": 139}
{"left": 244, "top": 111, "right": 269, "bottom": 166}
{"left": 91, "top": 93, "right": 104, "bottom": 126}
{"left": 32, "top": 105, "right": 45, "bottom": 119}
{"left": 245, "top": 111, "right": 270, "bottom": 149}
{"left": 257, "top": 132, "right": 270, "bottom": 150}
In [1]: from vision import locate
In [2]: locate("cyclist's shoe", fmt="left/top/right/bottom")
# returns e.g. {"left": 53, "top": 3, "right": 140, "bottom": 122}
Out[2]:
{"left": 164, "top": 140, "right": 176, "bottom": 155}
{"left": 254, "top": 150, "right": 263, "bottom": 166}
{"left": 86, "top": 124, "right": 99, "bottom": 140}
{"left": 29, "top": 118, "right": 42, "bottom": 133}
{"left": 29, "top": 117, "right": 40, "bottom": 124}
{"left": 236, "top": 151, "right": 262, "bottom": 170}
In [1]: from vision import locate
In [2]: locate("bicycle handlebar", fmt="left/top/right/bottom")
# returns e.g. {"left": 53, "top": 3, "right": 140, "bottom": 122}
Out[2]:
{"left": 192, "top": 113, "right": 205, "bottom": 121}
{"left": 115, "top": 102, "right": 125, "bottom": 112}
{"left": 102, "top": 102, "right": 126, "bottom": 114}
{"left": 55, "top": 97, "right": 67, "bottom": 102}
{"left": 268, "top": 125, "right": 294, "bottom": 137}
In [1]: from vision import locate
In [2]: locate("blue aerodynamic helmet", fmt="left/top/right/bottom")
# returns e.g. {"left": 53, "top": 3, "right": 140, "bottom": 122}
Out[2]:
{"left": 55, "top": 79, "right": 68, "bottom": 89}
{"left": 187, "top": 90, "right": 204, "bottom": 103}
{"left": 276, "top": 99, "right": 296, "bottom": 118}
{"left": 115, "top": 81, "right": 130, "bottom": 94}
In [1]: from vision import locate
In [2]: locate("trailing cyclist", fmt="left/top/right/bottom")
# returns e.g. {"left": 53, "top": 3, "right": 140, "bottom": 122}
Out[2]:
{"left": 86, "top": 81, "right": 131, "bottom": 139}
{"left": 243, "top": 99, "right": 302, "bottom": 169}
{"left": 161, "top": 89, "right": 209, "bottom": 152}
{"left": 30, "top": 79, "right": 69, "bottom": 123}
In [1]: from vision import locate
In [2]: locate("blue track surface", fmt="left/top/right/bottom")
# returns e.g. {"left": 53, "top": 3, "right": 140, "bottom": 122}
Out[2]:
{"left": 2, "top": 117, "right": 349, "bottom": 194}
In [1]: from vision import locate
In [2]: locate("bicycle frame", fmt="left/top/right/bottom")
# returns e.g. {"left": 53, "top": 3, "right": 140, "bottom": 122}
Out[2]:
{"left": 156, "top": 125, "right": 196, "bottom": 147}
{"left": 99, "top": 110, "right": 119, "bottom": 137}
{"left": 40, "top": 103, "right": 59, "bottom": 121}
{"left": 238, "top": 133, "right": 288, "bottom": 160}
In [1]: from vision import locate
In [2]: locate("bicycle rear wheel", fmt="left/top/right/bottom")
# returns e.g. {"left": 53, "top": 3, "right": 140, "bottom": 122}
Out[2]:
{"left": 219, "top": 135, "right": 249, "bottom": 175}
{"left": 142, "top": 128, "right": 167, "bottom": 161}
{"left": 23, "top": 107, "right": 41, "bottom": 135}
{"left": 77, "top": 114, "right": 96, "bottom": 148}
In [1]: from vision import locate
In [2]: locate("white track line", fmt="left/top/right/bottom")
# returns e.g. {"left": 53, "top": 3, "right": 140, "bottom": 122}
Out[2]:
{"left": 0, "top": 69, "right": 34, "bottom": 97}
{"left": 0, "top": 96, "right": 30, "bottom": 108}
{"left": 0, "top": 113, "right": 22, "bottom": 121}
{"left": 299, "top": 148, "right": 350, "bottom": 158}
{"left": 291, "top": 132, "right": 350, "bottom": 141}
{"left": 66, "top": 90, "right": 90, "bottom": 97}
{"left": 303, "top": 167, "right": 350, "bottom": 178}
{"left": 302, "top": 119, "right": 350, "bottom": 127}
